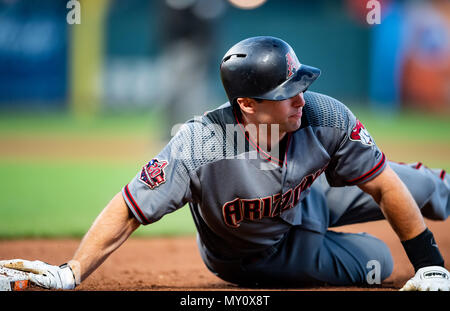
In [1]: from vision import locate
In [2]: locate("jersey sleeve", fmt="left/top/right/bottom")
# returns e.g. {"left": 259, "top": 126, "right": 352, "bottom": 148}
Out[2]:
{"left": 325, "top": 108, "right": 386, "bottom": 187}
{"left": 121, "top": 123, "right": 196, "bottom": 225}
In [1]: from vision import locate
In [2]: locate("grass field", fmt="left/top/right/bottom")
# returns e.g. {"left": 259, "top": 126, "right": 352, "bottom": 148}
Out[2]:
{"left": 0, "top": 108, "right": 449, "bottom": 238}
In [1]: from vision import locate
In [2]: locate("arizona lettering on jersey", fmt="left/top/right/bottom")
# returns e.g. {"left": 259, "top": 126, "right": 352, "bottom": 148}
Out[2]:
{"left": 222, "top": 166, "right": 327, "bottom": 228}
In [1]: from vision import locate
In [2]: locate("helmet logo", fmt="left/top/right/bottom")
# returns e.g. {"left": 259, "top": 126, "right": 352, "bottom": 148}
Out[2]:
{"left": 286, "top": 52, "right": 299, "bottom": 79}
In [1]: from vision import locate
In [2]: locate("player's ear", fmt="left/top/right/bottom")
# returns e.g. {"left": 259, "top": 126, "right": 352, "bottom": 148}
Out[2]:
{"left": 236, "top": 97, "right": 257, "bottom": 115}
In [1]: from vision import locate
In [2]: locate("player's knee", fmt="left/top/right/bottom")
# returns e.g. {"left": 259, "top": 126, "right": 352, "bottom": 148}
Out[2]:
{"left": 380, "top": 246, "right": 394, "bottom": 281}
{"left": 391, "top": 162, "right": 436, "bottom": 208}
{"left": 364, "top": 234, "right": 393, "bottom": 282}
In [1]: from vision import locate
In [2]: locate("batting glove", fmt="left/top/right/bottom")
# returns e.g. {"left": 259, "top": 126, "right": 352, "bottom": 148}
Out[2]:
{"left": 0, "top": 259, "right": 76, "bottom": 290}
{"left": 400, "top": 266, "right": 450, "bottom": 291}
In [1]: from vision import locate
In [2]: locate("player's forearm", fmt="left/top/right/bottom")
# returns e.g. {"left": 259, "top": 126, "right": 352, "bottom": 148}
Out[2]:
{"left": 69, "top": 192, "right": 140, "bottom": 283}
{"left": 360, "top": 165, "right": 426, "bottom": 241}
{"left": 377, "top": 182, "right": 426, "bottom": 241}
{"left": 360, "top": 165, "right": 445, "bottom": 274}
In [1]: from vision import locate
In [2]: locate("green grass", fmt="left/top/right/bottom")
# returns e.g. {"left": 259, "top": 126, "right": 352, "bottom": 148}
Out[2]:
{"left": 0, "top": 109, "right": 166, "bottom": 139}
{"left": 353, "top": 108, "right": 450, "bottom": 143}
{"left": 0, "top": 109, "right": 449, "bottom": 238}
{"left": 0, "top": 158, "right": 196, "bottom": 238}
{"left": 0, "top": 110, "right": 195, "bottom": 238}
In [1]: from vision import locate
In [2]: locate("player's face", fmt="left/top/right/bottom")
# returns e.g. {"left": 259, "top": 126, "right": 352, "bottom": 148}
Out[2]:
{"left": 254, "top": 92, "right": 305, "bottom": 135}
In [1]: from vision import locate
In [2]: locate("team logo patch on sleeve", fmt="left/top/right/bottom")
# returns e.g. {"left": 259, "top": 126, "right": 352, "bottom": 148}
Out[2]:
{"left": 350, "top": 119, "right": 374, "bottom": 146}
{"left": 139, "top": 158, "right": 169, "bottom": 189}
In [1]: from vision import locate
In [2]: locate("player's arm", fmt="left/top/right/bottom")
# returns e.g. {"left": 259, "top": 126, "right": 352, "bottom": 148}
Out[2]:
{"left": 358, "top": 163, "right": 449, "bottom": 291}
{"left": 0, "top": 192, "right": 141, "bottom": 290}
{"left": 357, "top": 163, "right": 426, "bottom": 241}
{"left": 0, "top": 124, "right": 195, "bottom": 290}
{"left": 70, "top": 191, "right": 141, "bottom": 284}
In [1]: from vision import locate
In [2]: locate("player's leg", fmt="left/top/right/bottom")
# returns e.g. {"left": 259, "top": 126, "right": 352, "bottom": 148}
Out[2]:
{"left": 412, "top": 162, "right": 449, "bottom": 220}
{"left": 242, "top": 228, "right": 393, "bottom": 286}
{"left": 196, "top": 188, "right": 393, "bottom": 287}
{"left": 252, "top": 185, "right": 392, "bottom": 286}
{"left": 321, "top": 161, "right": 449, "bottom": 227}
{"left": 232, "top": 162, "right": 446, "bottom": 287}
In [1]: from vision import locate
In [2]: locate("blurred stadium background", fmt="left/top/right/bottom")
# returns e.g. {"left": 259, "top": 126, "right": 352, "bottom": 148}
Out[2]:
{"left": 0, "top": 0, "right": 449, "bottom": 238}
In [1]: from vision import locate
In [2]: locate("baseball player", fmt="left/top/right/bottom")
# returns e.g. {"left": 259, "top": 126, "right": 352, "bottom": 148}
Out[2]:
{"left": 1, "top": 36, "right": 449, "bottom": 291}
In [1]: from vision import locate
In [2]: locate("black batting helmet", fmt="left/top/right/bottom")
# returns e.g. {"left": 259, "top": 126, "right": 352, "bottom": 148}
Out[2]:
{"left": 220, "top": 36, "right": 321, "bottom": 105}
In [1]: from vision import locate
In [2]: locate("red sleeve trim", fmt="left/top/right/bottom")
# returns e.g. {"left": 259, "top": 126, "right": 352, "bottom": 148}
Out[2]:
{"left": 346, "top": 153, "right": 386, "bottom": 185}
{"left": 440, "top": 170, "right": 446, "bottom": 181}
{"left": 124, "top": 184, "right": 150, "bottom": 225}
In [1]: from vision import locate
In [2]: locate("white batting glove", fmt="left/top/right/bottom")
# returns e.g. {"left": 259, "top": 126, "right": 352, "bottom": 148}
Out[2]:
{"left": 400, "top": 266, "right": 450, "bottom": 291}
{"left": 0, "top": 259, "right": 76, "bottom": 290}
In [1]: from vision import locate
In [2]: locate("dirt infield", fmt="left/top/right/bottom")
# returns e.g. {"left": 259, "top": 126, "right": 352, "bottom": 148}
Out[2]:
{"left": 0, "top": 218, "right": 448, "bottom": 291}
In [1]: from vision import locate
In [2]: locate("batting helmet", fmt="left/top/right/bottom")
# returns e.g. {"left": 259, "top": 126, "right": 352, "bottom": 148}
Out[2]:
{"left": 220, "top": 36, "right": 321, "bottom": 105}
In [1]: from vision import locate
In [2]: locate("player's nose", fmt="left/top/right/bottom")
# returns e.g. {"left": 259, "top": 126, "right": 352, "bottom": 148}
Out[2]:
{"left": 291, "top": 92, "right": 305, "bottom": 108}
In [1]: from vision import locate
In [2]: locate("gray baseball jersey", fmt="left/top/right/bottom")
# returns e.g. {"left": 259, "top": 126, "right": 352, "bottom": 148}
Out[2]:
{"left": 122, "top": 91, "right": 386, "bottom": 259}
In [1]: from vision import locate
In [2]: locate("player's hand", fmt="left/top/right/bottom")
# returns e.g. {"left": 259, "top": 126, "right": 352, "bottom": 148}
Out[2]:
{"left": 0, "top": 259, "right": 76, "bottom": 290}
{"left": 400, "top": 266, "right": 450, "bottom": 291}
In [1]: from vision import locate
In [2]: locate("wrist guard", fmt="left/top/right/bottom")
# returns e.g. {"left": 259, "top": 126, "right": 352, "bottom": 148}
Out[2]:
{"left": 401, "top": 228, "right": 444, "bottom": 272}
